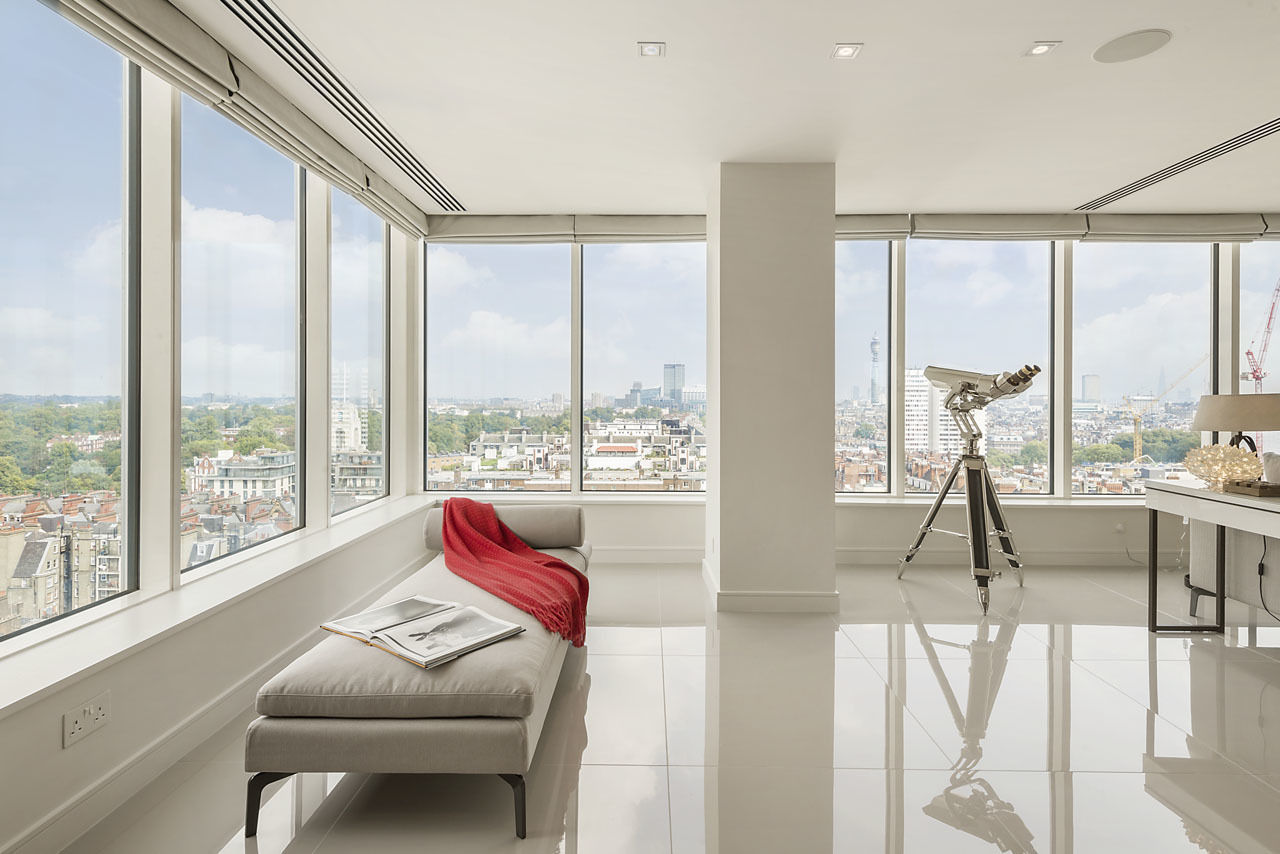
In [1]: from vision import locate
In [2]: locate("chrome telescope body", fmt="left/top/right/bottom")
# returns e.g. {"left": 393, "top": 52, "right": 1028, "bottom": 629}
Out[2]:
{"left": 900, "top": 363, "right": 1041, "bottom": 613}
{"left": 924, "top": 364, "right": 1041, "bottom": 456}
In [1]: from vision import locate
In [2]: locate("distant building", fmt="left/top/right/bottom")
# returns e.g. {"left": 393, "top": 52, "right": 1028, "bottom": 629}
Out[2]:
{"left": 189, "top": 450, "right": 297, "bottom": 500}
{"left": 663, "top": 363, "right": 686, "bottom": 399}
{"left": 1082, "top": 373, "right": 1101, "bottom": 402}
{"left": 903, "top": 370, "right": 978, "bottom": 457}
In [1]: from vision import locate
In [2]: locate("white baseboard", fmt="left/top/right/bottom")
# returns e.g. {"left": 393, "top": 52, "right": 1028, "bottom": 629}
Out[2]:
{"left": 835, "top": 546, "right": 1173, "bottom": 569}
{"left": 15, "top": 555, "right": 425, "bottom": 854}
{"left": 590, "top": 545, "right": 704, "bottom": 564}
{"left": 700, "top": 558, "right": 838, "bottom": 614}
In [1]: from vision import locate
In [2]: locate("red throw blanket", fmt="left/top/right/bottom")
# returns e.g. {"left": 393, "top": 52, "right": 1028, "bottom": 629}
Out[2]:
{"left": 441, "top": 497, "right": 589, "bottom": 647}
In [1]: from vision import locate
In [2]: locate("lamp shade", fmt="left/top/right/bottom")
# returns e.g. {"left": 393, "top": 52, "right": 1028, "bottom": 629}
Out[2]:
{"left": 1191, "top": 393, "right": 1280, "bottom": 431}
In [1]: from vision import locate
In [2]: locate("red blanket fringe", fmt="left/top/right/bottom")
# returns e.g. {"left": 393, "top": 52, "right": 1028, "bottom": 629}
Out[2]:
{"left": 441, "top": 497, "right": 589, "bottom": 647}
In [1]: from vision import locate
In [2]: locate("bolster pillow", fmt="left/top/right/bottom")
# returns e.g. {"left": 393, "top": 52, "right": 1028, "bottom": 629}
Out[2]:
{"left": 423, "top": 503, "right": 586, "bottom": 551}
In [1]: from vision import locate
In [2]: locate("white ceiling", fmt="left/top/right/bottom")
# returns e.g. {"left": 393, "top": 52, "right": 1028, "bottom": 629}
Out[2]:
{"left": 177, "top": 0, "right": 1280, "bottom": 215}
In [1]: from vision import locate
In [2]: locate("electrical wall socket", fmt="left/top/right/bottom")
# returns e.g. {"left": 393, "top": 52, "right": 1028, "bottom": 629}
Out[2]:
{"left": 63, "top": 690, "right": 110, "bottom": 748}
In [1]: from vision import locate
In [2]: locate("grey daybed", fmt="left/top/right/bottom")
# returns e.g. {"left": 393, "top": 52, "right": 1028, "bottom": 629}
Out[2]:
{"left": 243, "top": 503, "right": 589, "bottom": 839}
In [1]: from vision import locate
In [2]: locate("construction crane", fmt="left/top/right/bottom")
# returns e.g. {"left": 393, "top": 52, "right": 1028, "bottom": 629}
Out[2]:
{"left": 1241, "top": 273, "right": 1280, "bottom": 449}
{"left": 1122, "top": 353, "right": 1209, "bottom": 462}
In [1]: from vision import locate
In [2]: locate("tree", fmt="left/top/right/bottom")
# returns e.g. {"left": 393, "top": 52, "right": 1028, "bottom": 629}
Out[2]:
{"left": 0, "top": 456, "right": 33, "bottom": 495}
{"left": 853, "top": 422, "right": 876, "bottom": 439}
{"left": 1112, "top": 429, "right": 1198, "bottom": 463}
{"left": 366, "top": 409, "right": 384, "bottom": 452}
{"left": 1073, "top": 443, "right": 1127, "bottom": 465}
{"left": 1016, "top": 440, "right": 1048, "bottom": 466}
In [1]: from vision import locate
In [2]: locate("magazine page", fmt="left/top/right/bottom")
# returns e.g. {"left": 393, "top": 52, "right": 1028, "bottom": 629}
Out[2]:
{"left": 377, "top": 606, "right": 524, "bottom": 667}
{"left": 322, "top": 594, "right": 455, "bottom": 639}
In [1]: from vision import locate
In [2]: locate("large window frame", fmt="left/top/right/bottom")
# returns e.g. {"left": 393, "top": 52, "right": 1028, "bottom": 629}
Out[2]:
{"left": 328, "top": 188, "right": 392, "bottom": 517}
{"left": 176, "top": 95, "right": 306, "bottom": 571}
{"left": 421, "top": 236, "right": 1239, "bottom": 501}
{"left": 0, "top": 22, "right": 141, "bottom": 640}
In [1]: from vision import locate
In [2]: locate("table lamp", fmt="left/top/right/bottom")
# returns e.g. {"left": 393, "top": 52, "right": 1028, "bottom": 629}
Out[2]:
{"left": 1189, "top": 393, "right": 1280, "bottom": 493}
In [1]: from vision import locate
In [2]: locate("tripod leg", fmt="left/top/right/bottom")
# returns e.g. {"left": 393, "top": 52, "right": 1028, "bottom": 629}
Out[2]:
{"left": 963, "top": 457, "right": 992, "bottom": 613}
{"left": 981, "top": 462, "right": 1023, "bottom": 586}
{"left": 899, "top": 459, "right": 963, "bottom": 578}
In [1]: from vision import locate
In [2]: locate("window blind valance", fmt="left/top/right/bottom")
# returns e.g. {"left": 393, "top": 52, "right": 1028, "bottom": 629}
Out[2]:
{"left": 835, "top": 214, "right": 912, "bottom": 240}
{"left": 910, "top": 214, "right": 1087, "bottom": 241}
{"left": 424, "top": 216, "right": 576, "bottom": 243}
{"left": 42, "top": 0, "right": 431, "bottom": 238}
{"left": 1261, "top": 215, "right": 1280, "bottom": 240}
{"left": 573, "top": 215, "right": 705, "bottom": 243}
{"left": 1081, "top": 214, "right": 1267, "bottom": 242}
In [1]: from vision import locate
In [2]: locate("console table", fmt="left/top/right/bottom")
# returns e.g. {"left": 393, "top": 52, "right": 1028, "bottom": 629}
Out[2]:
{"left": 1145, "top": 480, "right": 1280, "bottom": 633}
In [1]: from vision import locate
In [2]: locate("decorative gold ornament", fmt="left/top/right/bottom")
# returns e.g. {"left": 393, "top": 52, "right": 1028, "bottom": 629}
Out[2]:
{"left": 1184, "top": 444, "right": 1262, "bottom": 492}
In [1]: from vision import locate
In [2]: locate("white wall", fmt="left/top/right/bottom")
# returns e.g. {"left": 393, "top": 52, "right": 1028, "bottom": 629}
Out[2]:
{"left": 3, "top": 503, "right": 432, "bottom": 854}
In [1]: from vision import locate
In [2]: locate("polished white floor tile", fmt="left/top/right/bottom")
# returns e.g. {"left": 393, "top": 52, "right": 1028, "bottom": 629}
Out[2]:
{"left": 68, "top": 564, "right": 1280, "bottom": 854}
{"left": 580, "top": 653, "right": 668, "bottom": 765}
{"left": 575, "top": 765, "right": 671, "bottom": 853}
{"left": 585, "top": 625, "right": 663, "bottom": 655}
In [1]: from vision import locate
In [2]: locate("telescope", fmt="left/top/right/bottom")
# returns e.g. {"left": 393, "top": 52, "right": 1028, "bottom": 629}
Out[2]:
{"left": 899, "top": 363, "right": 1041, "bottom": 613}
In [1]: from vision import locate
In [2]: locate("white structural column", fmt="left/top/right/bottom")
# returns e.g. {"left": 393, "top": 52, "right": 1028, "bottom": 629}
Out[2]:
{"left": 704, "top": 163, "right": 837, "bottom": 612}
{"left": 136, "top": 68, "right": 181, "bottom": 590}
{"left": 387, "top": 227, "right": 421, "bottom": 497}
{"left": 302, "top": 172, "right": 331, "bottom": 526}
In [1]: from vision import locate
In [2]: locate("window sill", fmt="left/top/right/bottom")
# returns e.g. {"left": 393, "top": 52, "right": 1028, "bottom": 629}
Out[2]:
{"left": 835, "top": 494, "right": 1145, "bottom": 507}
{"left": 0, "top": 494, "right": 434, "bottom": 723}
{"left": 423, "top": 489, "right": 707, "bottom": 505}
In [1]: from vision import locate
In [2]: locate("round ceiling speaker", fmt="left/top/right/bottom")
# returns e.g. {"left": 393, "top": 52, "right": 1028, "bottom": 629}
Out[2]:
{"left": 1093, "top": 29, "right": 1172, "bottom": 63}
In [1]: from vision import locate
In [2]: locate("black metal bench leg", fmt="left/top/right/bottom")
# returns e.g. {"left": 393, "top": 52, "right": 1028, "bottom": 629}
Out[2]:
{"left": 499, "top": 773, "right": 527, "bottom": 839}
{"left": 245, "top": 771, "right": 294, "bottom": 837}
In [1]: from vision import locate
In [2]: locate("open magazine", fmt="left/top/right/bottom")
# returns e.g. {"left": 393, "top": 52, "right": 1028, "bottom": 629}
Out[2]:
{"left": 322, "top": 594, "right": 524, "bottom": 669}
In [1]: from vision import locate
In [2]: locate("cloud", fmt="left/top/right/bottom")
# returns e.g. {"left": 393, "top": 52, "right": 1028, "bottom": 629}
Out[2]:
{"left": 1075, "top": 289, "right": 1211, "bottom": 400}
{"left": 425, "top": 246, "right": 495, "bottom": 295}
{"left": 441, "top": 310, "right": 569, "bottom": 358}
{"left": 598, "top": 242, "right": 704, "bottom": 288}
{"left": 914, "top": 240, "right": 997, "bottom": 270}
{"left": 964, "top": 269, "right": 1015, "bottom": 305}
{"left": 181, "top": 335, "right": 296, "bottom": 399}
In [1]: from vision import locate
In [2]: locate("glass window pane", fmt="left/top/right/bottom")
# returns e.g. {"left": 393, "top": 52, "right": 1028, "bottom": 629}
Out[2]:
{"left": 1239, "top": 242, "right": 1280, "bottom": 453}
{"left": 1072, "top": 242, "right": 1210, "bottom": 494}
{"left": 425, "top": 244, "right": 571, "bottom": 491}
{"left": 330, "top": 190, "right": 386, "bottom": 515}
{"left": 0, "top": 3, "right": 129, "bottom": 636}
{"left": 905, "top": 241, "right": 1051, "bottom": 494}
{"left": 180, "top": 96, "right": 299, "bottom": 569}
{"left": 581, "top": 243, "right": 707, "bottom": 492}
{"left": 835, "top": 242, "right": 890, "bottom": 493}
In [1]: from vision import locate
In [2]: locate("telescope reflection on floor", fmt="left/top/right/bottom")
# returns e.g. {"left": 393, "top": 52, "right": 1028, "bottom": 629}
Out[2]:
{"left": 901, "top": 583, "right": 1038, "bottom": 853}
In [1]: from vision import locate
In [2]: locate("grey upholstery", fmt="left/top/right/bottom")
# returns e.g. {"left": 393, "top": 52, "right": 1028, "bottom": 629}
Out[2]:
{"left": 423, "top": 504, "right": 586, "bottom": 551}
{"left": 254, "top": 505, "right": 588, "bottom": 721}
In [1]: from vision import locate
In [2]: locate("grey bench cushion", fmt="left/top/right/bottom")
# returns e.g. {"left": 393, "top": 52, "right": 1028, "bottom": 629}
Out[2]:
{"left": 255, "top": 544, "right": 589, "bottom": 720}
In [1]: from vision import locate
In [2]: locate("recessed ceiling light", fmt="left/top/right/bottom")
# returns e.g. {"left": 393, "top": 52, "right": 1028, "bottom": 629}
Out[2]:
{"left": 637, "top": 42, "right": 666, "bottom": 57}
{"left": 1025, "top": 41, "right": 1061, "bottom": 57}
{"left": 832, "top": 43, "right": 862, "bottom": 59}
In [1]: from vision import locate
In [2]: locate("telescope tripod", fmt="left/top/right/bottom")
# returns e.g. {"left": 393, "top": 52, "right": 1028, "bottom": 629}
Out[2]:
{"left": 898, "top": 453, "right": 1024, "bottom": 614}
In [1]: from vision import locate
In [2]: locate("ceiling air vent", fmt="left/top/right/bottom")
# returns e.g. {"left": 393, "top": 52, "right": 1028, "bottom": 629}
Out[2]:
{"left": 221, "top": 0, "right": 464, "bottom": 212}
{"left": 1077, "top": 116, "right": 1280, "bottom": 211}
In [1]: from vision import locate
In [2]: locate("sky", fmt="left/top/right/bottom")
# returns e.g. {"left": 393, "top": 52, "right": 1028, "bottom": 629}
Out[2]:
{"left": 0, "top": 1, "right": 385, "bottom": 401}
{"left": 4, "top": 1, "right": 1278, "bottom": 410}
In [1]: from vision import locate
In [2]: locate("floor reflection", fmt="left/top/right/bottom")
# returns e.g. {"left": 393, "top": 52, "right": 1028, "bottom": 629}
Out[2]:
{"left": 69, "top": 565, "right": 1280, "bottom": 854}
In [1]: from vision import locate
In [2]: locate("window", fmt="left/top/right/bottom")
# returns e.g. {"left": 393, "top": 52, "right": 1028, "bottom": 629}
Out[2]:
{"left": 425, "top": 244, "right": 571, "bottom": 491}
{"left": 905, "top": 241, "right": 1051, "bottom": 494}
{"left": 179, "top": 96, "right": 300, "bottom": 569}
{"left": 835, "top": 242, "right": 891, "bottom": 493}
{"left": 1072, "top": 243, "right": 1210, "bottom": 494}
{"left": 1238, "top": 241, "right": 1280, "bottom": 452}
{"left": 0, "top": 3, "right": 132, "bottom": 637}
{"left": 330, "top": 189, "right": 387, "bottom": 515}
{"left": 581, "top": 243, "right": 707, "bottom": 491}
